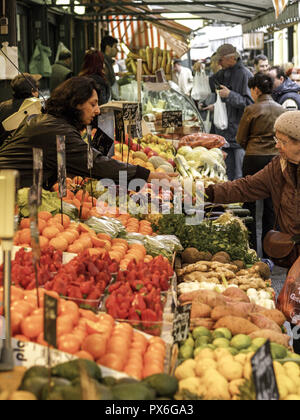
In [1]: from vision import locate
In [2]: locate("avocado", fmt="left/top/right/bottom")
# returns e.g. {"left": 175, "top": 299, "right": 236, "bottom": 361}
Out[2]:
{"left": 41, "top": 378, "right": 73, "bottom": 400}
{"left": 112, "top": 383, "right": 156, "bottom": 400}
{"left": 230, "top": 334, "right": 252, "bottom": 350}
{"left": 195, "top": 336, "right": 210, "bottom": 348}
{"left": 117, "top": 378, "right": 139, "bottom": 385}
{"left": 143, "top": 374, "right": 178, "bottom": 398}
{"left": 51, "top": 360, "right": 102, "bottom": 382}
{"left": 20, "top": 366, "right": 49, "bottom": 383}
{"left": 270, "top": 343, "right": 288, "bottom": 360}
{"left": 19, "top": 377, "right": 50, "bottom": 400}
{"left": 101, "top": 376, "right": 118, "bottom": 387}
{"left": 179, "top": 344, "right": 194, "bottom": 360}
{"left": 192, "top": 327, "right": 212, "bottom": 340}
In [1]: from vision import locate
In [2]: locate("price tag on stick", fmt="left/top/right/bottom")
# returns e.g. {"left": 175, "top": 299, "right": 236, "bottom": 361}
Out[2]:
{"left": 32, "top": 148, "right": 43, "bottom": 207}
{"left": 251, "top": 340, "right": 279, "bottom": 400}
{"left": 123, "top": 103, "right": 139, "bottom": 123}
{"left": 56, "top": 135, "right": 67, "bottom": 199}
{"left": 44, "top": 293, "right": 58, "bottom": 350}
{"left": 114, "top": 110, "right": 125, "bottom": 161}
{"left": 86, "top": 125, "right": 94, "bottom": 199}
{"left": 28, "top": 186, "right": 41, "bottom": 308}
{"left": 172, "top": 304, "right": 191, "bottom": 343}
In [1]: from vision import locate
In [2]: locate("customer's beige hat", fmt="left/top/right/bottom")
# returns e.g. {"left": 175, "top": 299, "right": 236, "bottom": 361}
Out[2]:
{"left": 274, "top": 111, "right": 300, "bottom": 141}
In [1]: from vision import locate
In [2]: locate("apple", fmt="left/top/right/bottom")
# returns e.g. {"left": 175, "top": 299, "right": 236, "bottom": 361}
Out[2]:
{"left": 148, "top": 151, "right": 159, "bottom": 158}
{"left": 168, "top": 159, "right": 176, "bottom": 168}
{"left": 131, "top": 143, "right": 138, "bottom": 152}
{"left": 143, "top": 147, "right": 152, "bottom": 156}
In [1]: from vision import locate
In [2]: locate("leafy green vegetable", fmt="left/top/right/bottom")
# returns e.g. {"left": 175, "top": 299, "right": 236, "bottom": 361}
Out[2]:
{"left": 154, "top": 213, "right": 258, "bottom": 265}
{"left": 18, "top": 188, "right": 62, "bottom": 218}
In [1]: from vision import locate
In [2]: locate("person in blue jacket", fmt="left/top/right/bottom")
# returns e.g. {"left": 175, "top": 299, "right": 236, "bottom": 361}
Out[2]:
{"left": 269, "top": 66, "right": 300, "bottom": 111}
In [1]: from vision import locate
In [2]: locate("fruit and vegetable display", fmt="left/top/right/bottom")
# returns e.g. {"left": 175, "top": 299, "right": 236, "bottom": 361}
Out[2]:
{"left": 178, "top": 133, "right": 227, "bottom": 150}
{"left": 0, "top": 361, "right": 178, "bottom": 401}
{"left": 126, "top": 48, "right": 172, "bottom": 77}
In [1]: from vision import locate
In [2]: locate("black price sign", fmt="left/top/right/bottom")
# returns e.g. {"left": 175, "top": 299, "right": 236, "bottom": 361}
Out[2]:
{"left": 172, "top": 304, "right": 191, "bottom": 343}
{"left": 44, "top": 294, "right": 58, "bottom": 348}
{"left": 32, "top": 148, "right": 43, "bottom": 207}
{"left": 56, "top": 135, "right": 67, "bottom": 198}
{"left": 162, "top": 111, "right": 183, "bottom": 129}
{"left": 114, "top": 110, "right": 125, "bottom": 145}
{"left": 251, "top": 340, "right": 279, "bottom": 401}
{"left": 123, "top": 103, "right": 139, "bottom": 122}
{"left": 156, "top": 68, "right": 167, "bottom": 83}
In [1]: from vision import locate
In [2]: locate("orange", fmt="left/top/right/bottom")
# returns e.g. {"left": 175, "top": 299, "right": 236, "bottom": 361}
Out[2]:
{"left": 82, "top": 334, "right": 107, "bottom": 360}
{"left": 142, "top": 364, "right": 163, "bottom": 378}
{"left": 97, "top": 233, "right": 112, "bottom": 242}
{"left": 37, "top": 218, "right": 47, "bottom": 234}
{"left": 98, "top": 353, "right": 124, "bottom": 372}
{"left": 42, "top": 226, "right": 60, "bottom": 240}
{"left": 38, "top": 211, "right": 52, "bottom": 221}
{"left": 67, "top": 242, "right": 84, "bottom": 254}
{"left": 11, "top": 300, "right": 33, "bottom": 317}
{"left": 108, "top": 252, "right": 122, "bottom": 263}
{"left": 85, "top": 320, "right": 112, "bottom": 338}
{"left": 49, "top": 236, "right": 69, "bottom": 252}
{"left": 39, "top": 236, "right": 49, "bottom": 251}
{"left": 72, "top": 198, "right": 81, "bottom": 209}
{"left": 48, "top": 220, "right": 65, "bottom": 232}
{"left": 123, "top": 365, "right": 142, "bottom": 380}
{"left": 58, "top": 334, "right": 81, "bottom": 354}
{"left": 111, "top": 238, "right": 129, "bottom": 248}
{"left": 66, "top": 228, "right": 80, "bottom": 240}
{"left": 148, "top": 337, "right": 166, "bottom": 348}
{"left": 98, "top": 313, "right": 114, "bottom": 326}
{"left": 147, "top": 342, "right": 166, "bottom": 354}
{"left": 87, "top": 248, "right": 106, "bottom": 257}
{"left": 21, "top": 315, "right": 43, "bottom": 339}
{"left": 57, "top": 315, "right": 74, "bottom": 336}
{"left": 91, "top": 237, "right": 105, "bottom": 248}
{"left": 74, "top": 350, "right": 94, "bottom": 362}
{"left": 11, "top": 311, "right": 23, "bottom": 335}
{"left": 11, "top": 286, "right": 25, "bottom": 301}
{"left": 72, "top": 327, "right": 88, "bottom": 343}
{"left": 53, "top": 213, "right": 70, "bottom": 228}
{"left": 20, "top": 218, "right": 30, "bottom": 229}
{"left": 79, "top": 309, "right": 99, "bottom": 322}
{"left": 19, "top": 229, "right": 31, "bottom": 245}
{"left": 60, "top": 231, "right": 77, "bottom": 245}
{"left": 78, "top": 234, "right": 93, "bottom": 248}
{"left": 130, "top": 340, "right": 147, "bottom": 353}
{"left": 60, "top": 300, "right": 80, "bottom": 326}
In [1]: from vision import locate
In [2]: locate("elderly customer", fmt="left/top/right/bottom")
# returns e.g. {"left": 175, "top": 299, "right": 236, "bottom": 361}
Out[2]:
{"left": 236, "top": 73, "right": 286, "bottom": 254}
{"left": 210, "top": 44, "right": 254, "bottom": 181}
{"left": 205, "top": 111, "right": 300, "bottom": 353}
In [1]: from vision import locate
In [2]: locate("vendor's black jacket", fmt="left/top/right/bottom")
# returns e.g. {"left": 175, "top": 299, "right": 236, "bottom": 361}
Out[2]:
{"left": 0, "top": 113, "right": 150, "bottom": 189}
{"left": 0, "top": 98, "right": 24, "bottom": 147}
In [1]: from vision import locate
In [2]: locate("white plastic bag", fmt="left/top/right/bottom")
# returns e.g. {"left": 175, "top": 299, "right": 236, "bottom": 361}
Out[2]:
{"left": 203, "top": 110, "right": 212, "bottom": 133}
{"left": 0, "top": 42, "right": 18, "bottom": 80}
{"left": 214, "top": 91, "right": 228, "bottom": 131}
{"left": 191, "top": 70, "right": 211, "bottom": 102}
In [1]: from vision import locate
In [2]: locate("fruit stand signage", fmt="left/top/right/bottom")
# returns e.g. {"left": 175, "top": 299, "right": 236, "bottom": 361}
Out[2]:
{"left": 172, "top": 304, "right": 191, "bottom": 343}
{"left": 32, "top": 148, "right": 43, "bottom": 207}
{"left": 162, "top": 111, "right": 183, "bottom": 129}
{"left": 123, "top": 103, "right": 139, "bottom": 122}
{"left": 56, "top": 135, "right": 67, "bottom": 199}
{"left": 44, "top": 294, "right": 58, "bottom": 349}
{"left": 86, "top": 125, "right": 94, "bottom": 171}
{"left": 251, "top": 340, "right": 279, "bottom": 400}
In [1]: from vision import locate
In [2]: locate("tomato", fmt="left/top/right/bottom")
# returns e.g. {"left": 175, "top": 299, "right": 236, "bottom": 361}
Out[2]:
{"left": 11, "top": 301, "right": 34, "bottom": 317}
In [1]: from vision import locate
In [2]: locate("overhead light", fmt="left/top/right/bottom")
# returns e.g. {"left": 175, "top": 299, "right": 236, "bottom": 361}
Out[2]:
{"left": 55, "top": 0, "right": 70, "bottom": 4}
{"left": 74, "top": 0, "right": 85, "bottom": 15}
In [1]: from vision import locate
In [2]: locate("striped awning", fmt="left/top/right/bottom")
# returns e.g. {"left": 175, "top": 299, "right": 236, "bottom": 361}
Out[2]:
{"left": 108, "top": 16, "right": 190, "bottom": 58}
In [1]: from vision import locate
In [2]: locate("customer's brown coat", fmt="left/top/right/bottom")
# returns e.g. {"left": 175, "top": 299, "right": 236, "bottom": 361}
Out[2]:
{"left": 206, "top": 156, "right": 300, "bottom": 235}
{"left": 236, "top": 94, "right": 286, "bottom": 155}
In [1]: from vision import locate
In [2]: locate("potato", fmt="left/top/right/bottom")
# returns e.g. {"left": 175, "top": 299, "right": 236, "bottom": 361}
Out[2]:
{"left": 210, "top": 305, "right": 248, "bottom": 321}
{"left": 191, "top": 302, "right": 212, "bottom": 319}
{"left": 190, "top": 318, "right": 215, "bottom": 330}
{"left": 249, "top": 330, "right": 290, "bottom": 348}
{"left": 222, "top": 287, "right": 250, "bottom": 303}
{"left": 192, "top": 290, "right": 227, "bottom": 308}
{"left": 260, "top": 309, "right": 286, "bottom": 326}
{"left": 214, "top": 316, "right": 259, "bottom": 335}
{"left": 249, "top": 313, "right": 282, "bottom": 334}
{"left": 195, "top": 358, "right": 217, "bottom": 377}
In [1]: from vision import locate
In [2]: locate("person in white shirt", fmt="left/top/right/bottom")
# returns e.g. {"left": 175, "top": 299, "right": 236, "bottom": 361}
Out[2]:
{"left": 172, "top": 59, "right": 194, "bottom": 97}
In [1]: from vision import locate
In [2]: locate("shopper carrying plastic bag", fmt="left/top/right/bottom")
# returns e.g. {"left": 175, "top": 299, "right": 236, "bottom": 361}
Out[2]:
{"left": 214, "top": 91, "right": 228, "bottom": 130}
{"left": 191, "top": 69, "right": 211, "bottom": 102}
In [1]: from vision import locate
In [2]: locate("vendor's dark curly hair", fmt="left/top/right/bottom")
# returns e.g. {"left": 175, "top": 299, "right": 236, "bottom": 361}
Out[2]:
{"left": 45, "top": 76, "right": 98, "bottom": 130}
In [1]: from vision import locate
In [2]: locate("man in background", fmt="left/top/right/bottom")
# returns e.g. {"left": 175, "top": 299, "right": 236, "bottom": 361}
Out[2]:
{"left": 172, "top": 59, "right": 194, "bottom": 97}
{"left": 101, "top": 36, "right": 119, "bottom": 99}
{"left": 0, "top": 73, "right": 40, "bottom": 146}
{"left": 269, "top": 65, "right": 300, "bottom": 111}
{"left": 210, "top": 44, "right": 253, "bottom": 180}
{"left": 254, "top": 54, "right": 270, "bottom": 74}
{"left": 50, "top": 50, "right": 73, "bottom": 92}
